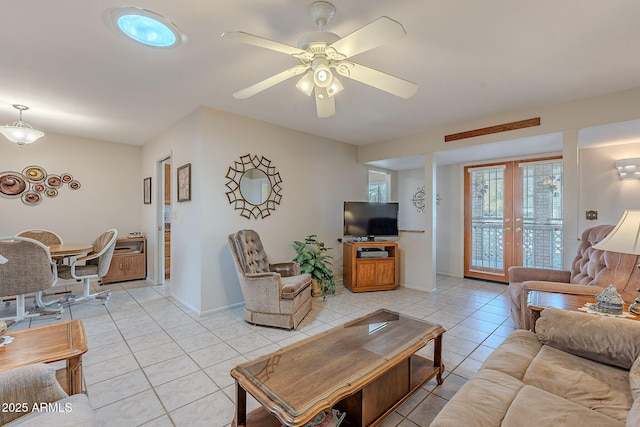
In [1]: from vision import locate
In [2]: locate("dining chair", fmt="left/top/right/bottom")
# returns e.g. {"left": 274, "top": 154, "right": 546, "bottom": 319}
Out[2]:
{"left": 15, "top": 229, "right": 67, "bottom": 309}
{"left": 0, "top": 236, "right": 62, "bottom": 327}
{"left": 56, "top": 229, "right": 118, "bottom": 304}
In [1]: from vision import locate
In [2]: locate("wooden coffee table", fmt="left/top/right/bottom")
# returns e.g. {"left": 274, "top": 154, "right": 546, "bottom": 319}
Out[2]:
{"left": 231, "top": 309, "right": 445, "bottom": 427}
{"left": 527, "top": 291, "right": 640, "bottom": 332}
{"left": 0, "top": 320, "right": 87, "bottom": 394}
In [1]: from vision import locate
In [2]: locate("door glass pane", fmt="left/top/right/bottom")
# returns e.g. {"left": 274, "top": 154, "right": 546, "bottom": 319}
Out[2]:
{"left": 470, "top": 167, "right": 504, "bottom": 272}
{"left": 520, "top": 161, "right": 563, "bottom": 269}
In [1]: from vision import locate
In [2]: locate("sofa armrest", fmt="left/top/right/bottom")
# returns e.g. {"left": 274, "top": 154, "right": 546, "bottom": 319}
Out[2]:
{"left": 509, "top": 266, "right": 571, "bottom": 283}
{"left": 0, "top": 364, "right": 68, "bottom": 425}
{"left": 536, "top": 307, "right": 640, "bottom": 369}
{"left": 269, "top": 262, "right": 300, "bottom": 277}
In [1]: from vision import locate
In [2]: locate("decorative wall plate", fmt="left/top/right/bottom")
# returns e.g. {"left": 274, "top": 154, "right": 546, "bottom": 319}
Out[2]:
{"left": 33, "top": 183, "right": 45, "bottom": 192}
{"left": 46, "top": 175, "right": 62, "bottom": 188}
{"left": 68, "top": 180, "right": 81, "bottom": 190}
{"left": 22, "top": 191, "right": 41, "bottom": 205}
{"left": 44, "top": 188, "right": 58, "bottom": 197}
{"left": 61, "top": 173, "right": 73, "bottom": 183}
{"left": 22, "top": 165, "right": 47, "bottom": 182}
{"left": 0, "top": 173, "right": 27, "bottom": 197}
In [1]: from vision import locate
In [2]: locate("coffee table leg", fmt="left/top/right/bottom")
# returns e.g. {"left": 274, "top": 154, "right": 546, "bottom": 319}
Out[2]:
{"left": 234, "top": 381, "right": 247, "bottom": 427}
{"left": 67, "top": 356, "right": 83, "bottom": 395}
{"left": 434, "top": 334, "right": 444, "bottom": 385}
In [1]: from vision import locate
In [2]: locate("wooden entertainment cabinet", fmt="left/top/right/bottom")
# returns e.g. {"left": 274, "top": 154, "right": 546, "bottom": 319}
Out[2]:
{"left": 343, "top": 241, "right": 399, "bottom": 292}
{"left": 102, "top": 237, "right": 146, "bottom": 284}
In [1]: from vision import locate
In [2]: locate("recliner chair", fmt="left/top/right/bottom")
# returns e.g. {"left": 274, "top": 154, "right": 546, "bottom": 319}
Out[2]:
{"left": 508, "top": 225, "right": 640, "bottom": 330}
{"left": 228, "top": 230, "right": 312, "bottom": 329}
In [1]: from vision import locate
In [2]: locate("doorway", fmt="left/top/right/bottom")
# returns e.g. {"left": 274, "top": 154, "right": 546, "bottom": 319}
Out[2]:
{"left": 463, "top": 157, "right": 563, "bottom": 282}
{"left": 159, "top": 157, "right": 171, "bottom": 284}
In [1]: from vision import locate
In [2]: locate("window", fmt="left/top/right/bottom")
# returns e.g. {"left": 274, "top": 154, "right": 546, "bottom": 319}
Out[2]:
{"left": 368, "top": 170, "right": 390, "bottom": 202}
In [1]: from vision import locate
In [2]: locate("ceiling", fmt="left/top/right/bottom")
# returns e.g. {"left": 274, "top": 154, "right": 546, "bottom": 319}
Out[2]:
{"left": 2, "top": 1, "right": 640, "bottom": 151}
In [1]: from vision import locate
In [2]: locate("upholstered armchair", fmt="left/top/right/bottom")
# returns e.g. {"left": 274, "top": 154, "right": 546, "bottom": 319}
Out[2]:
{"left": 508, "top": 225, "right": 640, "bottom": 330}
{"left": 0, "top": 363, "right": 96, "bottom": 426}
{"left": 228, "top": 230, "right": 312, "bottom": 329}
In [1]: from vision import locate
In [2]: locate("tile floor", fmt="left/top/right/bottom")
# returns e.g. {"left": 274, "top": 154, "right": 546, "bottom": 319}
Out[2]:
{"left": 2, "top": 275, "right": 515, "bottom": 426}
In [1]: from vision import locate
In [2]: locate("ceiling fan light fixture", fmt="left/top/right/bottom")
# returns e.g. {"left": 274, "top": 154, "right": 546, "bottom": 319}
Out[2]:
{"left": 0, "top": 104, "right": 44, "bottom": 147}
{"left": 327, "top": 75, "right": 343, "bottom": 97}
{"left": 313, "top": 64, "right": 332, "bottom": 88}
{"left": 295, "top": 71, "right": 315, "bottom": 96}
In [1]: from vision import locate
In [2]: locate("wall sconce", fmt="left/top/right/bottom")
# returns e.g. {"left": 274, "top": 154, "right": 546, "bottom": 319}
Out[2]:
{"left": 615, "top": 158, "right": 640, "bottom": 180}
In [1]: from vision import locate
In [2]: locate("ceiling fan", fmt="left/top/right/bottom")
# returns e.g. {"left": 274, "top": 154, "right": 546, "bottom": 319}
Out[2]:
{"left": 221, "top": 1, "right": 418, "bottom": 118}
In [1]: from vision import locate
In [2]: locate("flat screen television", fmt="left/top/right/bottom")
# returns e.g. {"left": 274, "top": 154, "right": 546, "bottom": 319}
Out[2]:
{"left": 343, "top": 201, "right": 399, "bottom": 238}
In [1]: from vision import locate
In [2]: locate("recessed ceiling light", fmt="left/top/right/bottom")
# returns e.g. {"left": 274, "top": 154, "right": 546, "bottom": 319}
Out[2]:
{"left": 111, "top": 7, "right": 182, "bottom": 48}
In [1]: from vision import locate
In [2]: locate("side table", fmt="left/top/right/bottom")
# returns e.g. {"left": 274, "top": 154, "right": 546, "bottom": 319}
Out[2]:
{"left": 527, "top": 291, "right": 639, "bottom": 332}
{"left": 0, "top": 320, "right": 88, "bottom": 394}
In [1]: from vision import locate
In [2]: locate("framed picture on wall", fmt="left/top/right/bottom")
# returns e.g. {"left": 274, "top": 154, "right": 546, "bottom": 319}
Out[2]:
{"left": 143, "top": 177, "right": 152, "bottom": 204}
{"left": 177, "top": 163, "right": 191, "bottom": 202}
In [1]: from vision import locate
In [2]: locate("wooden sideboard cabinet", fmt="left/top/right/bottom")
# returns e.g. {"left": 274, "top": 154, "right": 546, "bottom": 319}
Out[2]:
{"left": 343, "top": 241, "right": 399, "bottom": 292}
{"left": 102, "top": 237, "right": 146, "bottom": 284}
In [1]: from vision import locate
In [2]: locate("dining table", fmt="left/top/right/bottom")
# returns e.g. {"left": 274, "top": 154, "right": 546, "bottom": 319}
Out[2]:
{"left": 48, "top": 243, "right": 93, "bottom": 257}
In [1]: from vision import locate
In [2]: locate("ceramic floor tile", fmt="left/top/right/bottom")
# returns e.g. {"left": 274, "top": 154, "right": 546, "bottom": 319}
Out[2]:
{"left": 127, "top": 330, "right": 175, "bottom": 353}
{"left": 84, "top": 353, "right": 140, "bottom": 385}
{"left": 175, "top": 331, "right": 222, "bottom": 353}
{"left": 406, "top": 393, "right": 449, "bottom": 426}
{"left": 189, "top": 341, "right": 241, "bottom": 369}
{"left": 144, "top": 354, "right": 201, "bottom": 387}
{"left": 87, "top": 369, "right": 151, "bottom": 409}
{"left": 94, "top": 389, "right": 164, "bottom": 427}
{"left": 134, "top": 341, "right": 186, "bottom": 367}
{"left": 155, "top": 370, "right": 218, "bottom": 411}
{"left": 169, "top": 390, "right": 235, "bottom": 427}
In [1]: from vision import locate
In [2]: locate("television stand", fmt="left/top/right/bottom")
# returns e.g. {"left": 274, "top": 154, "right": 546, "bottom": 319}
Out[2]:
{"left": 343, "top": 241, "right": 399, "bottom": 292}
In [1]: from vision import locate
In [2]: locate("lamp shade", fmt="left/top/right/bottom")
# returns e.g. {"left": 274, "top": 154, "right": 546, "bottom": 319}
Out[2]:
{"left": 592, "top": 210, "right": 640, "bottom": 255}
{"left": 0, "top": 126, "right": 44, "bottom": 145}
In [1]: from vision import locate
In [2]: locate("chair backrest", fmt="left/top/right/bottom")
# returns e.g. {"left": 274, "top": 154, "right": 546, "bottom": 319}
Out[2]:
{"left": 229, "top": 230, "right": 270, "bottom": 275}
{"left": 87, "top": 229, "right": 118, "bottom": 278}
{"left": 570, "top": 225, "right": 640, "bottom": 301}
{"left": 16, "top": 229, "right": 62, "bottom": 246}
{"left": 0, "top": 237, "right": 56, "bottom": 298}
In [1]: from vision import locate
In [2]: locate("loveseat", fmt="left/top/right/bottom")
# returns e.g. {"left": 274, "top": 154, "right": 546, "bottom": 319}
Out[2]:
{"left": 508, "top": 225, "right": 640, "bottom": 330}
{"left": 0, "top": 363, "right": 97, "bottom": 426}
{"left": 430, "top": 308, "right": 640, "bottom": 426}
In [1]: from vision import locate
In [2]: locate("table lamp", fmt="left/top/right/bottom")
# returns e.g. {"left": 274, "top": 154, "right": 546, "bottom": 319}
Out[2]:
{"left": 592, "top": 210, "right": 640, "bottom": 314}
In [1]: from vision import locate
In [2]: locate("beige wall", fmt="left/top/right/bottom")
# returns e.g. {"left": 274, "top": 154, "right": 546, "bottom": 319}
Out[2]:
{"left": 0, "top": 132, "right": 142, "bottom": 243}
{"left": 142, "top": 107, "right": 368, "bottom": 314}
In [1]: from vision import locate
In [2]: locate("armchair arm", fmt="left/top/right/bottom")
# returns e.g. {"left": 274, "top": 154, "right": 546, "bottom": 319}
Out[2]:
{"left": 536, "top": 308, "right": 640, "bottom": 370}
{"left": 242, "top": 273, "right": 282, "bottom": 313}
{"left": 523, "top": 281, "right": 603, "bottom": 296}
{"left": 0, "top": 364, "right": 67, "bottom": 425}
{"left": 509, "top": 266, "right": 571, "bottom": 283}
{"left": 269, "top": 262, "right": 300, "bottom": 277}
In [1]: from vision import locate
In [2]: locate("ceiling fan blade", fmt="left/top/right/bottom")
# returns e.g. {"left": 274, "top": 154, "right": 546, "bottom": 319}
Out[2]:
{"left": 314, "top": 87, "right": 335, "bottom": 118}
{"left": 334, "top": 61, "right": 418, "bottom": 98}
{"left": 326, "top": 17, "right": 407, "bottom": 60}
{"left": 221, "top": 31, "right": 308, "bottom": 57}
{"left": 233, "top": 65, "right": 309, "bottom": 99}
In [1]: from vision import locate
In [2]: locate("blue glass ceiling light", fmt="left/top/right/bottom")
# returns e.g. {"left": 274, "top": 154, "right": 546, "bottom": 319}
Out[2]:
{"left": 111, "top": 8, "right": 182, "bottom": 48}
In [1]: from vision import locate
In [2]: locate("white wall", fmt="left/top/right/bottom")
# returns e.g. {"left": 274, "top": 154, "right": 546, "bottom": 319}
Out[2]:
{"left": 578, "top": 142, "right": 640, "bottom": 229}
{"left": 0, "top": 133, "right": 142, "bottom": 242}
{"left": 142, "top": 107, "right": 367, "bottom": 314}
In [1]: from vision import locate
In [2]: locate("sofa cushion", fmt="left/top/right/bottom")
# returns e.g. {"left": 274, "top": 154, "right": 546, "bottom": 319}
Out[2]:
{"left": 280, "top": 274, "right": 311, "bottom": 299}
{"left": 502, "top": 384, "right": 624, "bottom": 427}
{"left": 631, "top": 357, "right": 640, "bottom": 401}
{"left": 523, "top": 345, "right": 632, "bottom": 423}
{"left": 480, "top": 330, "right": 542, "bottom": 380}
{"left": 536, "top": 308, "right": 640, "bottom": 370}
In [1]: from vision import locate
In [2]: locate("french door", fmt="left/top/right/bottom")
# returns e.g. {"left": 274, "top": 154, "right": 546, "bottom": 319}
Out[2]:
{"left": 464, "top": 157, "right": 563, "bottom": 282}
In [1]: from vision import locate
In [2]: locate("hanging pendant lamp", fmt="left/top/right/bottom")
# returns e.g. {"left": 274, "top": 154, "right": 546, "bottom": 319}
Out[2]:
{"left": 0, "top": 104, "right": 45, "bottom": 146}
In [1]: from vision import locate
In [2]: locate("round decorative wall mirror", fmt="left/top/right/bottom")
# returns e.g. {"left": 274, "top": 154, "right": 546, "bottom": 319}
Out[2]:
{"left": 225, "top": 154, "right": 283, "bottom": 219}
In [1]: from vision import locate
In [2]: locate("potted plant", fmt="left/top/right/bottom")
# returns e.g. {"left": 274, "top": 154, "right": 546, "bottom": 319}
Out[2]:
{"left": 293, "top": 235, "right": 336, "bottom": 298}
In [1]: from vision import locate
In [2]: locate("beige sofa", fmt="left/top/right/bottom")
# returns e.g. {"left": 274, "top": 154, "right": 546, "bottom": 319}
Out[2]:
{"left": 0, "top": 363, "right": 97, "bottom": 426}
{"left": 508, "top": 225, "right": 640, "bottom": 330}
{"left": 431, "top": 308, "right": 640, "bottom": 426}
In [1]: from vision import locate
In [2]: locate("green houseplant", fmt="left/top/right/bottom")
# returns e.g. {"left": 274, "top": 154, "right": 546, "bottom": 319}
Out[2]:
{"left": 293, "top": 235, "right": 336, "bottom": 298}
